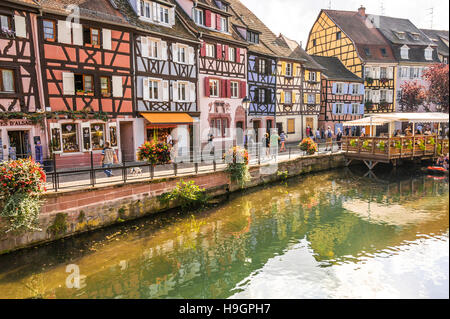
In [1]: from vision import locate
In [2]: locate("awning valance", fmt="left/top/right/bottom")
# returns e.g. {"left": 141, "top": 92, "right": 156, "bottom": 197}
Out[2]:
{"left": 344, "top": 112, "right": 449, "bottom": 127}
{"left": 343, "top": 117, "right": 390, "bottom": 127}
{"left": 140, "top": 113, "right": 194, "bottom": 125}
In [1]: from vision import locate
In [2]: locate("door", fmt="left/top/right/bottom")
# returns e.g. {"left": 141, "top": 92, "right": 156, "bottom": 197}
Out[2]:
{"left": 119, "top": 122, "right": 135, "bottom": 162}
{"left": 236, "top": 121, "right": 244, "bottom": 145}
{"left": 266, "top": 120, "right": 273, "bottom": 135}
{"left": 8, "top": 131, "right": 30, "bottom": 159}
{"left": 253, "top": 120, "right": 261, "bottom": 143}
{"left": 306, "top": 117, "right": 314, "bottom": 137}
{"left": 276, "top": 123, "right": 283, "bottom": 135}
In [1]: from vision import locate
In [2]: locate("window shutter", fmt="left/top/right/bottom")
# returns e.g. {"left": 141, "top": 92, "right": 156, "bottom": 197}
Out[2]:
{"left": 14, "top": 15, "right": 26, "bottom": 38}
{"left": 359, "top": 104, "right": 365, "bottom": 115}
{"left": 343, "top": 104, "right": 349, "bottom": 114}
{"left": 169, "top": 7, "right": 175, "bottom": 26}
{"left": 387, "top": 90, "right": 393, "bottom": 103}
{"left": 240, "top": 81, "right": 246, "bottom": 99}
{"left": 348, "top": 84, "right": 353, "bottom": 95}
{"left": 343, "top": 83, "right": 349, "bottom": 94}
{"left": 281, "top": 62, "right": 287, "bottom": 76}
{"left": 219, "top": 80, "right": 226, "bottom": 98}
{"left": 216, "top": 44, "right": 222, "bottom": 59}
{"left": 360, "top": 84, "right": 365, "bottom": 96}
{"left": 163, "top": 81, "right": 169, "bottom": 102}
{"left": 188, "top": 46, "right": 195, "bottom": 65}
{"left": 172, "top": 81, "right": 179, "bottom": 102}
{"left": 387, "top": 67, "right": 394, "bottom": 79}
{"left": 316, "top": 94, "right": 320, "bottom": 104}
{"left": 153, "top": 3, "right": 160, "bottom": 22}
{"left": 205, "top": 10, "right": 212, "bottom": 27}
{"left": 224, "top": 45, "right": 229, "bottom": 61}
{"left": 204, "top": 77, "right": 210, "bottom": 97}
{"left": 62, "top": 72, "right": 75, "bottom": 95}
{"left": 226, "top": 80, "right": 231, "bottom": 98}
{"left": 112, "top": 76, "right": 123, "bottom": 98}
{"left": 58, "top": 20, "right": 72, "bottom": 44}
{"left": 189, "top": 82, "right": 196, "bottom": 102}
{"left": 292, "top": 91, "right": 296, "bottom": 104}
{"left": 303, "top": 93, "right": 308, "bottom": 105}
{"left": 280, "top": 91, "right": 285, "bottom": 104}
{"left": 158, "top": 80, "right": 163, "bottom": 102}
{"left": 161, "top": 41, "right": 168, "bottom": 60}
{"left": 141, "top": 37, "right": 149, "bottom": 57}
{"left": 332, "top": 103, "right": 337, "bottom": 114}
{"left": 236, "top": 48, "right": 240, "bottom": 63}
{"left": 332, "top": 83, "right": 337, "bottom": 94}
{"left": 200, "top": 42, "right": 206, "bottom": 57}
{"left": 172, "top": 43, "right": 178, "bottom": 63}
{"left": 375, "top": 67, "right": 381, "bottom": 79}
{"left": 102, "top": 29, "right": 112, "bottom": 50}
{"left": 72, "top": 23, "right": 83, "bottom": 46}
{"left": 81, "top": 122, "right": 92, "bottom": 152}
{"left": 137, "top": 0, "right": 141, "bottom": 16}
{"left": 216, "top": 14, "right": 221, "bottom": 31}
{"left": 143, "top": 78, "right": 150, "bottom": 101}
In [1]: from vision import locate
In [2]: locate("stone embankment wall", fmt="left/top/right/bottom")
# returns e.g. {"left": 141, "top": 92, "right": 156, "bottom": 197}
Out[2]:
{"left": 0, "top": 153, "right": 345, "bottom": 255}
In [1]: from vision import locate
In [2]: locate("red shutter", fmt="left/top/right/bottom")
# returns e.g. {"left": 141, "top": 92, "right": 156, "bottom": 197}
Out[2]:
{"left": 200, "top": 42, "right": 206, "bottom": 57}
{"left": 227, "top": 80, "right": 232, "bottom": 98}
{"left": 220, "top": 79, "right": 226, "bottom": 98}
{"left": 216, "top": 44, "right": 222, "bottom": 59}
{"left": 205, "top": 77, "right": 210, "bottom": 97}
{"left": 216, "top": 14, "right": 221, "bottom": 31}
{"left": 205, "top": 10, "right": 212, "bottom": 27}
{"left": 236, "top": 48, "right": 241, "bottom": 63}
{"left": 224, "top": 45, "right": 229, "bottom": 61}
{"left": 240, "top": 81, "right": 247, "bottom": 98}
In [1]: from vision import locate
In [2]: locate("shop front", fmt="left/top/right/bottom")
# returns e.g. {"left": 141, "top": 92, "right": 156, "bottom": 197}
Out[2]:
{"left": 0, "top": 119, "right": 47, "bottom": 163}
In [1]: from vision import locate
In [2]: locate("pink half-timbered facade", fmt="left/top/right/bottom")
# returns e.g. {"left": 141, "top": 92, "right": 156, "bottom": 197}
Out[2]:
{"left": 0, "top": 0, "right": 46, "bottom": 162}
{"left": 38, "top": 0, "right": 135, "bottom": 167}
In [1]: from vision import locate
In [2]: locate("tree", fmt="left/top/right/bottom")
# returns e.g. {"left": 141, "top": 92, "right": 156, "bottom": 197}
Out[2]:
{"left": 399, "top": 80, "right": 426, "bottom": 112}
{"left": 422, "top": 63, "right": 449, "bottom": 113}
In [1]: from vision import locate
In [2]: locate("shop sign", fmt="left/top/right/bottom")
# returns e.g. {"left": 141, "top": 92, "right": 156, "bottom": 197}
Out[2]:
{"left": 0, "top": 119, "right": 33, "bottom": 126}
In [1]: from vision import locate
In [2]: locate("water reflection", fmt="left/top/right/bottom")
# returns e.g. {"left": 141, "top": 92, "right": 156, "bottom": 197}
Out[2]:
{"left": 0, "top": 167, "right": 448, "bottom": 299}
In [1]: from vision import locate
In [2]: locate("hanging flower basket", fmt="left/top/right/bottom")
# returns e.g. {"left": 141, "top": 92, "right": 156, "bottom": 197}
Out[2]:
{"left": 299, "top": 137, "right": 318, "bottom": 155}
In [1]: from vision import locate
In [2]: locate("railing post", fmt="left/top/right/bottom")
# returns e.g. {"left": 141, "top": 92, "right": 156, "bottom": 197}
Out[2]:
{"left": 213, "top": 159, "right": 216, "bottom": 172}
{"left": 53, "top": 152, "right": 58, "bottom": 192}
{"left": 150, "top": 164, "right": 154, "bottom": 179}
{"left": 123, "top": 161, "right": 127, "bottom": 183}
{"left": 195, "top": 162, "right": 198, "bottom": 174}
{"left": 90, "top": 151, "right": 95, "bottom": 187}
{"left": 174, "top": 162, "right": 178, "bottom": 176}
{"left": 289, "top": 147, "right": 291, "bottom": 159}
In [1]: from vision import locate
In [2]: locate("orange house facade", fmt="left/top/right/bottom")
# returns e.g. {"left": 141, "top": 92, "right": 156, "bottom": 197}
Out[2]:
{"left": 38, "top": 1, "right": 135, "bottom": 167}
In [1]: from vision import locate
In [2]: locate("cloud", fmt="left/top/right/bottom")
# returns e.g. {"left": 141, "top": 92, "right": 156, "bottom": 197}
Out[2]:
{"left": 240, "top": 0, "right": 449, "bottom": 46}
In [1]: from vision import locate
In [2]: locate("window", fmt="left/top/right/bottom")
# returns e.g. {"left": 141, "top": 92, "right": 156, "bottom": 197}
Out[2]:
{"left": 396, "top": 32, "right": 406, "bottom": 40}
{"left": 380, "top": 48, "right": 387, "bottom": 57}
{"left": 287, "top": 119, "right": 295, "bottom": 134}
{"left": 400, "top": 46, "right": 409, "bottom": 59}
{"left": 210, "top": 118, "right": 229, "bottom": 137}
{"left": 258, "top": 88, "right": 266, "bottom": 103}
{"left": 178, "top": 82, "right": 187, "bottom": 101}
{"left": 309, "top": 71, "right": 316, "bottom": 81}
{"left": 221, "top": 17, "right": 228, "bottom": 32}
{"left": 336, "top": 31, "right": 341, "bottom": 40}
{"left": 228, "top": 47, "right": 235, "bottom": 62}
{"left": 43, "top": 20, "right": 56, "bottom": 41}
{"left": 205, "top": 44, "right": 215, "bottom": 58}
{"left": 411, "top": 33, "right": 420, "bottom": 41}
{"left": 364, "top": 47, "right": 371, "bottom": 56}
{"left": 258, "top": 59, "right": 266, "bottom": 74}
{"left": 100, "top": 76, "right": 111, "bottom": 97}
{"left": 425, "top": 47, "right": 433, "bottom": 60}
{"left": 307, "top": 94, "right": 315, "bottom": 104}
{"left": 247, "top": 31, "right": 259, "bottom": 44}
{"left": 193, "top": 8, "right": 204, "bottom": 26}
{"left": 412, "top": 67, "right": 420, "bottom": 78}
{"left": 351, "top": 104, "right": 359, "bottom": 114}
{"left": 230, "top": 81, "right": 239, "bottom": 98}
{"left": 160, "top": 6, "right": 170, "bottom": 24}
{"left": 335, "top": 83, "right": 344, "bottom": 94}
{"left": 400, "top": 66, "right": 409, "bottom": 78}
{"left": 380, "top": 67, "right": 387, "bottom": 79}
{"left": 149, "top": 80, "right": 159, "bottom": 100}
{"left": 209, "top": 79, "right": 219, "bottom": 97}
{"left": 335, "top": 103, "right": 344, "bottom": 114}
{"left": 178, "top": 45, "right": 186, "bottom": 63}
{"left": 83, "top": 27, "right": 100, "bottom": 46}
{"left": 0, "top": 69, "right": 15, "bottom": 93}
{"left": 352, "top": 84, "right": 359, "bottom": 95}
{"left": 144, "top": 2, "right": 151, "bottom": 18}
{"left": 0, "top": 14, "right": 12, "bottom": 31}
{"left": 74, "top": 74, "right": 94, "bottom": 95}
{"left": 284, "top": 91, "right": 292, "bottom": 104}
{"left": 90, "top": 123, "right": 105, "bottom": 150}
{"left": 286, "top": 63, "right": 293, "bottom": 77}
{"left": 62, "top": 123, "right": 79, "bottom": 153}
{"left": 380, "top": 90, "right": 387, "bottom": 102}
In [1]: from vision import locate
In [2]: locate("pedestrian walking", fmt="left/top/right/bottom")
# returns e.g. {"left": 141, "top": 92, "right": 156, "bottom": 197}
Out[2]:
{"left": 315, "top": 129, "right": 321, "bottom": 143}
{"left": 279, "top": 131, "right": 287, "bottom": 152}
{"left": 270, "top": 130, "right": 279, "bottom": 158}
{"left": 336, "top": 128, "right": 343, "bottom": 150}
{"left": 101, "top": 141, "right": 118, "bottom": 177}
{"left": 35, "top": 140, "right": 43, "bottom": 165}
{"left": 325, "top": 126, "right": 333, "bottom": 151}
{"left": 263, "top": 133, "right": 270, "bottom": 157}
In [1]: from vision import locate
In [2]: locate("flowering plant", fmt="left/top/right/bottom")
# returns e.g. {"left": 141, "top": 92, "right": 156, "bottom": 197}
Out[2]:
{"left": 224, "top": 146, "right": 250, "bottom": 187}
{"left": 299, "top": 137, "right": 318, "bottom": 155}
{"left": 137, "top": 141, "right": 171, "bottom": 165}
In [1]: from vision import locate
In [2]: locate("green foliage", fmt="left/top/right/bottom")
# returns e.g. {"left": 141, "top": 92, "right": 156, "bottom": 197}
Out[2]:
{"left": 395, "top": 140, "right": 402, "bottom": 150}
{"left": 0, "top": 193, "right": 42, "bottom": 234}
{"left": 437, "top": 144, "right": 442, "bottom": 155}
{"left": 349, "top": 139, "right": 358, "bottom": 147}
{"left": 418, "top": 140, "right": 426, "bottom": 151}
{"left": 163, "top": 180, "right": 208, "bottom": 211}
{"left": 362, "top": 140, "right": 371, "bottom": 150}
{"left": 377, "top": 141, "right": 386, "bottom": 152}
{"left": 47, "top": 213, "right": 68, "bottom": 236}
{"left": 224, "top": 146, "right": 250, "bottom": 188}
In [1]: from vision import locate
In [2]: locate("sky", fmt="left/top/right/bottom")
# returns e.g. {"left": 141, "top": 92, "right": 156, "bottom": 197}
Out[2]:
{"left": 240, "top": 0, "right": 450, "bottom": 46}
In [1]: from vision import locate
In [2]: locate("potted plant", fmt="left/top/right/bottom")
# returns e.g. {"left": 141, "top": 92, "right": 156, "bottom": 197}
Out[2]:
{"left": 365, "top": 77, "right": 374, "bottom": 85}
{"left": 299, "top": 137, "right": 318, "bottom": 155}
{"left": 362, "top": 140, "right": 371, "bottom": 151}
{"left": 224, "top": 146, "right": 250, "bottom": 188}
{"left": 137, "top": 141, "right": 171, "bottom": 165}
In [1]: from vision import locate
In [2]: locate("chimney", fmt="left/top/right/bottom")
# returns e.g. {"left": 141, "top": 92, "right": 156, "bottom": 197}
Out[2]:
{"left": 358, "top": 5, "right": 366, "bottom": 16}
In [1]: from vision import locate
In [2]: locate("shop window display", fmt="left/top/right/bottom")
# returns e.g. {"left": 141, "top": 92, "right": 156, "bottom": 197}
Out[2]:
{"left": 62, "top": 124, "right": 79, "bottom": 153}
{"left": 109, "top": 125, "right": 118, "bottom": 148}
{"left": 90, "top": 124, "right": 105, "bottom": 150}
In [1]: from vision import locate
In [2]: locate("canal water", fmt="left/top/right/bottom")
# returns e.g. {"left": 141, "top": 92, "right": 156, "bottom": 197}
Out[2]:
{"left": 0, "top": 166, "right": 448, "bottom": 299}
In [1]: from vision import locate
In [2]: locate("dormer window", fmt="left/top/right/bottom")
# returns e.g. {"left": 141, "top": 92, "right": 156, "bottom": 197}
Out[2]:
{"left": 137, "top": 1, "right": 174, "bottom": 26}
{"left": 380, "top": 48, "right": 387, "bottom": 57}
{"left": 159, "top": 5, "right": 169, "bottom": 24}
{"left": 0, "top": 14, "right": 12, "bottom": 32}
{"left": 193, "top": 8, "right": 204, "bottom": 26}
{"left": 364, "top": 47, "right": 371, "bottom": 56}
{"left": 400, "top": 45, "right": 409, "bottom": 59}
{"left": 220, "top": 16, "right": 228, "bottom": 32}
{"left": 336, "top": 31, "right": 341, "bottom": 40}
{"left": 396, "top": 31, "right": 406, "bottom": 40}
{"left": 425, "top": 46, "right": 433, "bottom": 60}
{"left": 411, "top": 32, "right": 420, "bottom": 41}
{"left": 247, "top": 31, "right": 259, "bottom": 44}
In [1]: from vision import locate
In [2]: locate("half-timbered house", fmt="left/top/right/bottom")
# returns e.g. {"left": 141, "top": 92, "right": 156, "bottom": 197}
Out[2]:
{"left": 175, "top": 0, "right": 248, "bottom": 152}
{"left": 275, "top": 35, "right": 324, "bottom": 143}
{"left": 38, "top": 0, "right": 134, "bottom": 167}
{"left": 311, "top": 55, "right": 364, "bottom": 135}
{"left": 116, "top": 0, "right": 200, "bottom": 161}
{"left": 0, "top": 0, "right": 45, "bottom": 161}
{"left": 306, "top": 6, "right": 397, "bottom": 115}
{"left": 227, "top": 0, "right": 278, "bottom": 141}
